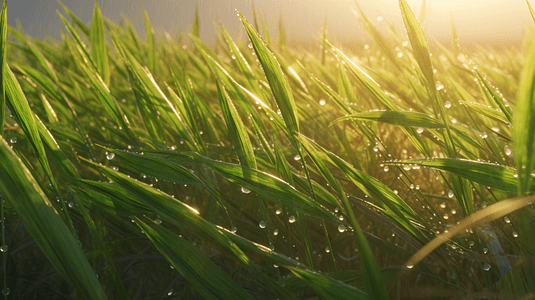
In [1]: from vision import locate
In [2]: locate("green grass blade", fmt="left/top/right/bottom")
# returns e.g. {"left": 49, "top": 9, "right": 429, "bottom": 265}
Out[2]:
{"left": 399, "top": 0, "right": 435, "bottom": 89}
{"left": 528, "top": 0, "right": 535, "bottom": 23}
{"left": 406, "top": 195, "right": 534, "bottom": 269}
{"left": 0, "top": 1, "right": 6, "bottom": 135}
{"left": 192, "top": 5, "right": 200, "bottom": 39}
{"left": 142, "top": 9, "right": 156, "bottom": 73}
{"left": 0, "top": 138, "right": 106, "bottom": 299}
{"left": 331, "top": 110, "right": 445, "bottom": 129}
{"left": 238, "top": 12, "right": 299, "bottom": 136}
{"left": 515, "top": 39, "right": 535, "bottom": 195}
{"left": 298, "top": 135, "right": 389, "bottom": 300}
{"left": 217, "top": 80, "right": 256, "bottom": 169}
{"left": 288, "top": 267, "right": 368, "bottom": 300}
{"left": 392, "top": 158, "right": 525, "bottom": 193}
{"left": 297, "top": 134, "right": 428, "bottom": 243}
{"left": 90, "top": 1, "right": 110, "bottom": 86}
{"left": 57, "top": 0, "right": 90, "bottom": 36}
{"left": 134, "top": 218, "right": 255, "bottom": 300}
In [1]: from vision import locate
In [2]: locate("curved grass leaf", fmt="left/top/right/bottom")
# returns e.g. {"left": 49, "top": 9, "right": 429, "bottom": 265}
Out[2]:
{"left": 296, "top": 134, "right": 429, "bottom": 243}
{"left": 0, "top": 0, "right": 7, "bottom": 135}
{"left": 399, "top": 0, "right": 435, "bottom": 89}
{"left": 238, "top": 11, "right": 299, "bottom": 136}
{"left": 90, "top": 1, "right": 110, "bottom": 86}
{"left": 515, "top": 38, "right": 535, "bottom": 195}
{"left": 331, "top": 110, "right": 445, "bottom": 129}
{"left": 288, "top": 267, "right": 368, "bottom": 300}
{"left": 406, "top": 195, "right": 534, "bottom": 269}
{"left": 391, "top": 158, "right": 526, "bottom": 193}
{"left": 0, "top": 138, "right": 106, "bottom": 299}
{"left": 217, "top": 80, "right": 256, "bottom": 169}
{"left": 298, "top": 134, "right": 389, "bottom": 300}
{"left": 134, "top": 218, "right": 255, "bottom": 300}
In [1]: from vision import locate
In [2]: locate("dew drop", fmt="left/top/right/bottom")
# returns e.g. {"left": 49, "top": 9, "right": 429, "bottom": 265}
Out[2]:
{"left": 403, "top": 165, "right": 411, "bottom": 171}
{"left": 504, "top": 216, "right": 510, "bottom": 224}
{"left": 444, "top": 101, "right": 452, "bottom": 108}
{"left": 259, "top": 221, "right": 266, "bottom": 229}
{"left": 0, "top": 245, "right": 7, "bottom": 253}
{"left": 231, "top": 227, "right": 237, "bottom": 233}
{"left": 405, "top": 261, "right": 414, "bottom": 269}
{"left": 448, "top": 190, "right": 454, "bottom": 198}
{"left": 2, "top": 288, "right": 9, "bottom": 296}
{"left": 440, "top": 202, "right": 446, "bottom": 209}
{"left": 275, "top": 208, "right": 282, "bottom": 215}
{"left": 241, "top": 187, "right": 251, "bottom": 194}
{"left": 436, "top": 81, "right": 444, "bottom": 91}
{"left": 338, "top": 224, "right": 345, "bottom": 232}
{"left": 106, "top": 152, "right": 115, "bottom": 160}
{"left": 512, "top": 231, "right": 518, "bottom": 238}
{"left": 273, "top": 229, "right": 279, "bottom": 236}
{"left": 319, "top": 99, "right": 326, "bottom": 106}
{"left": 9, "top": 137, "right": 17, "bottom": 144}
{"left": 383, "top": 166, "right": 389, "bottom": 172}
{"left": 416, "top": 128, "right": 424, "bottom": 134}
{"left": 325, "top": 246, "right": 330, "bottom": 253}
{"left": 288, "top": 216, "right": 296, "bottom": 223}
{"left": 504, "top": 145, "right": 512, "bottom": 156}
{"left": 68, "top": 202, "right": 74, "bottom": 208}
{"left": 451, "top": 209, "right": 456, "bottom": 214}
{"left": 373, "top": 146, "right": 379, "bottom": 152}
{"left": 483, "top": 247, "right": 488, "bottom": 254}
{"left": 483, "top": 263, "right": 491, "bottom": 271}
{"left": 294, "top": 155, "right": 301, "bottom": 161}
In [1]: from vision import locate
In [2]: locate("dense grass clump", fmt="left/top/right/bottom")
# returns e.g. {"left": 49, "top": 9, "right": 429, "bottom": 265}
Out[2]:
{"left": 1, "top": 0, "right": 535, "bottom": 299}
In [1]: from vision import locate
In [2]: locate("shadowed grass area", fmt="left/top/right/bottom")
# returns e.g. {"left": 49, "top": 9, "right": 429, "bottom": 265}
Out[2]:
{"left": 0, "top": 0, "right": 534, "bottom": 298}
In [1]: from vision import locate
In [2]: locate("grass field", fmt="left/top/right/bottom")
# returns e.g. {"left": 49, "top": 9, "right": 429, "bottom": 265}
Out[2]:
{"left": 1, "top": 0, "right": 535, "bottom": 299}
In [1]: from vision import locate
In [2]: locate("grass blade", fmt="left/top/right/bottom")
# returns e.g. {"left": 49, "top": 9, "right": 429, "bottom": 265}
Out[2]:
{"left": 134, "top": 218, "right": 255, "bottom": 300}
{"left": 331, "top": 110, "right": 445, "bottom": 129}
{"left": 238, "top": 12, "right": 299, "bottom": 136}
{"left": 90, "top": 1, "right": 110, "bottom": 86}
{"left": 0, "top": 1, "right": 7, "bottom": 135}
{"left": 0, "top": 138, "right": 106, "bottom": 299}
{"left": 405, "top": 195, "right": 534, "bottom": 269}
{"left": 392, "top": 158, "right": 526, "bottom": 193}
{"left": 514, "top": 38, "right": 535, "bottom": 195}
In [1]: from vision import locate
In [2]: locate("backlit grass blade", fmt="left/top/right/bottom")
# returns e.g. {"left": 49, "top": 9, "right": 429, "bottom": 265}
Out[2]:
{"left": 528, "top": 0, "right": 535, "bottom": 23}
{"left": 238, "top": 11, "right": 299, "bottom": 136}
{"left": 89, "top": 164, "right": 251, "bottom": 265}
{"left": 288, "top": 267, "right": 368, "bottom": 300}
{"left": 515, "top": 38, "right": 535, "bottom": 195}
{"left": 192, "top": 5, "right": 200, "bottom": 39}
{"left": 0, "top": 0, "right": 5, "bottom": 135}
{"left": 298, "top": 134, "right": 389, "bottom": 300}
{"left": 460, "top": 100, "right": 510, "bottom": 125}
{"left": 405, "top": 195, "right": 534, "bottom": 269}
{"left": 143, "top": 9, "right": 156, "bottom": 73}
{"left": 134, "top": 218, "right": 255, "bottom": 300}
{"left": 217, "top": 80, "right": 256, "bottom": 169}
{"left": 127, "top": 150, "right": 339, "bottom": 222}
{"left": 399, "top": 0, "right": 435, "bottom": 89}
{"left": 392, "top": 158, "right": 526, "bottom": 193}
{"left": 0, "top": 138, "right": 106, "bottom": 299}
{"left": 57, "top": 0, "right": 90, "bottom": 36}
{"left": 297, "top": 134, "right": 428, "bottom": 243}
{"left": 90, "top": 1, "right": 110, "bottom": 86}
{"left": 331, "top": 110, "right": 445, "bottom": 129}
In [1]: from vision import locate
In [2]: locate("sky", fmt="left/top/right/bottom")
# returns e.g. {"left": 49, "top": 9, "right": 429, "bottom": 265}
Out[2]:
{"left": 6, "top": 0, "right": 534, "bottom": 47}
